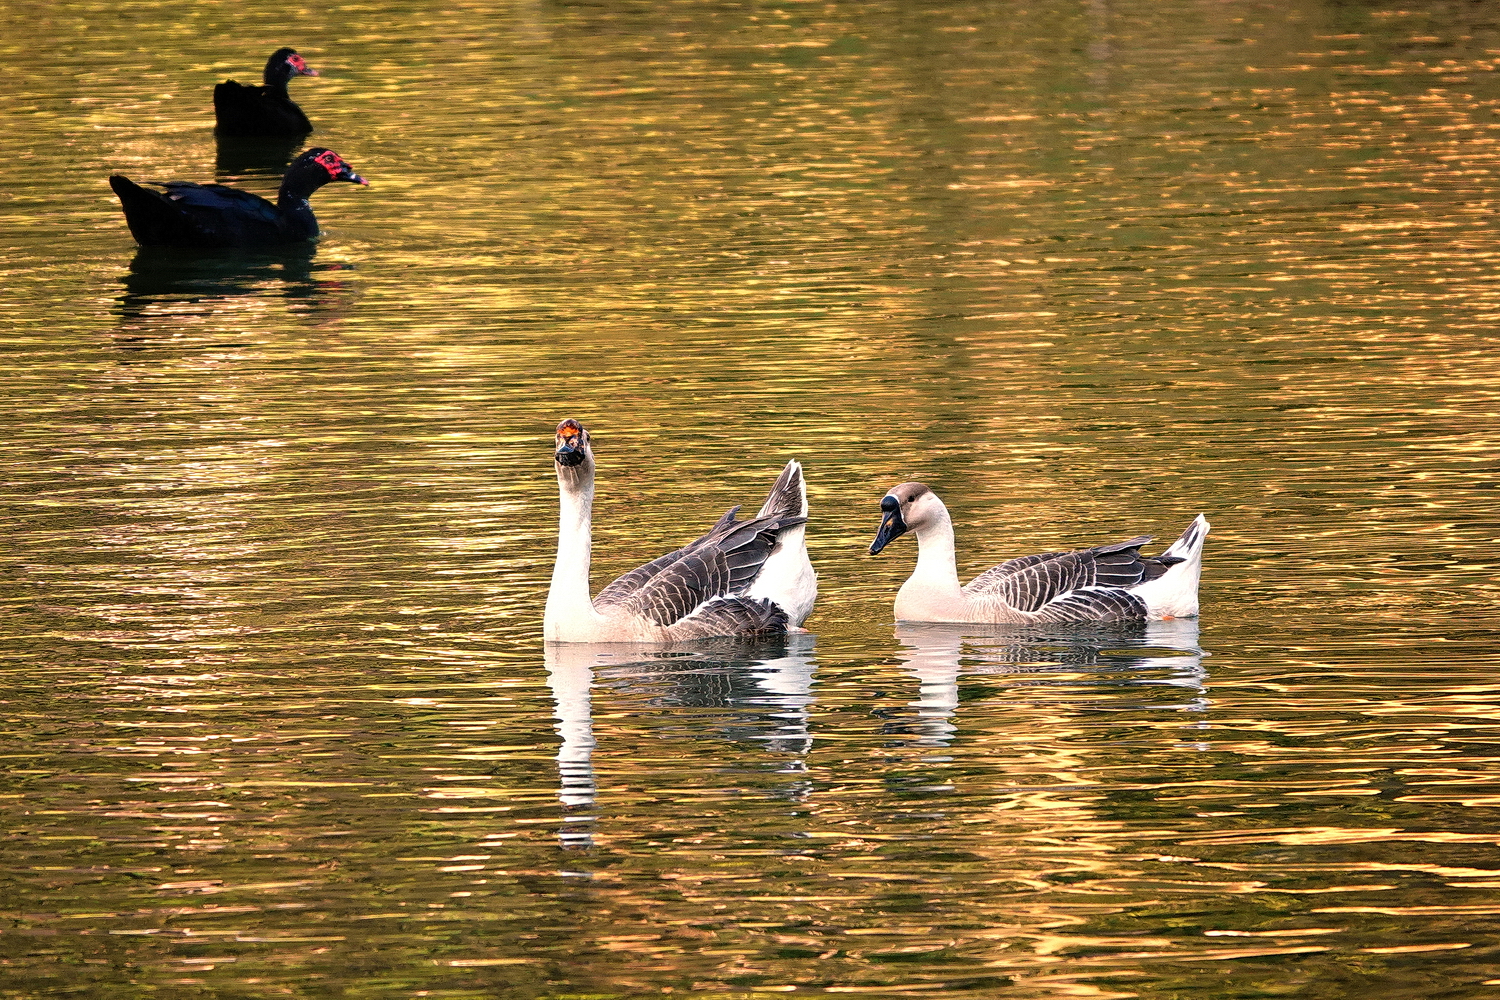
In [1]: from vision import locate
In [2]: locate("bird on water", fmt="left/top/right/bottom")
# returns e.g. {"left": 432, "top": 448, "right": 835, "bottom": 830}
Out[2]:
{"left": 213, "top": 47, "right": 320, "bottom": 136}
{"left": 109, "top": 148, "right": 367, "bottom": 248}
{"left": 544, "top": 419, "right": 817, "bottom": 643}
{"left": 869, "top": 483, "right": 1209, "bottom": 624}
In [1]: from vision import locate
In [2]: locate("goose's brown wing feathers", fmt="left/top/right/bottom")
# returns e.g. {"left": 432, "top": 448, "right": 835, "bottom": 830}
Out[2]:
{"left": 965, "top": 535, "right": 1180, "bottom": 612}
{"left": 594, "top": 510, "right": 806, "bottom": 626}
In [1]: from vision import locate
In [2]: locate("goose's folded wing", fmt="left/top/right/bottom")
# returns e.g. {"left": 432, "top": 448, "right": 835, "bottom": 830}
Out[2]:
{"left": 595, "top": 512, "right": 806, "bottom": 626}
{"left": 964, "top": 536, "right": 1160, "bottom": 612}
{"left": 666, "top": 596, "right": 789, "bottom": 641}
{"left": 1030, "top": 587, "right": 1149, "bottom": 623}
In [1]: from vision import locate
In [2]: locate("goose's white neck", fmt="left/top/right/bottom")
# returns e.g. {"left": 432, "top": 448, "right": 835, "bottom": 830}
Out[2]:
{"left": 545, "top": 468, "right": 603, "bottom": 641}
{"left": 895, "top": 501, "right": 967, "bottom": 622}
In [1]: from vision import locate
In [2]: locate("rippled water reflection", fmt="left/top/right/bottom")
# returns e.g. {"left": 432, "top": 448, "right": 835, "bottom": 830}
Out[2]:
{"left": 5, "top": 0, "right": 1500, "bottom": 995}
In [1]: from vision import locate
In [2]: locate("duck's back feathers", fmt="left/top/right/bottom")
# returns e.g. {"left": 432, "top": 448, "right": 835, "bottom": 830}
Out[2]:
{"left": 213, "top": 80, "right": 313, "bottom": 136}
{"left": 961, "top": 519, "right": 1209, "bottom": 623}
{"left": 160, "top": 180, "right": 279, "bottom": 217}
{"left": 109, "top": 175, "right": 293, "bottom": 247}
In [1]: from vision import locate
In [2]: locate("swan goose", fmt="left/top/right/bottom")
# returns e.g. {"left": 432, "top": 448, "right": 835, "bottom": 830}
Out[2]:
{"left": 544, "top": 419, "right": 817, "bottom": 643}
{"left": 870, "top": 483, "right": 1208, "bottom": 624}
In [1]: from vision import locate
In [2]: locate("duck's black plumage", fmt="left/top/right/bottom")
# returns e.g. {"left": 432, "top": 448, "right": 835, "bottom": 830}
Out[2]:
{"left": 213, "top": 47, "right": 319, "bottom": 136}
{"left": 109, "top": 148, "right": 367, "bottom": 249}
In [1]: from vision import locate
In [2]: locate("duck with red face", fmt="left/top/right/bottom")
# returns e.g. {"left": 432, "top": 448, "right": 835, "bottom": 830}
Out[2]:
{"left": 214, "top": 47, "right": 321, "bottom": 136}
{"left": 109, "top": 148, "right": 368, "bottom": 248}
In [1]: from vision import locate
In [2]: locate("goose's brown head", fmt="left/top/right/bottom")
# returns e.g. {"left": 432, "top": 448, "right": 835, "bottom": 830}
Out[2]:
{"left": 554, "top": 418, "right": 593, "bottom": 475}
{"left": 869, "top": 482, "right": 934, "bottom": 555}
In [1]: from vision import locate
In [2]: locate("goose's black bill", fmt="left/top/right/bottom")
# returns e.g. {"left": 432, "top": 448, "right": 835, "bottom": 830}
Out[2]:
{"left": 869, "top": 496, "right": 907, "bottom": 555}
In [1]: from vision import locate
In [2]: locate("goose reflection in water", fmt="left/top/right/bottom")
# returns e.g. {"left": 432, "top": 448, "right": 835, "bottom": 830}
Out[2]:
{"left": 544, "top": 635, "right": 818, "bottom": 849}
{"left": 114, "top": 245, "right": 352, "bottom": 340}
{"left": 889, "top": 618, "right": 1208, "bottom": 747}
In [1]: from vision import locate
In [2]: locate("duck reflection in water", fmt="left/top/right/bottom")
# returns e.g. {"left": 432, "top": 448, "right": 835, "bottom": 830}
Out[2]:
{"left": 544, "top": 635, "right": 818, "bottom": 849}
{"left": 888, "top": 618, "right": 1208, "bottom": 748}
{"left": 113, "top": 245, "right": 352, "bottom": 341}
{"left": 214, "top": 134, "right": 306, "bottom": 180}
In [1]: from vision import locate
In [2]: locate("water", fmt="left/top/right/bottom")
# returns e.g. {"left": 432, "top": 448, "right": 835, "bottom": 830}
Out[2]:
{"left": 4, "top": 0, "right": 1500, "bottom": 995}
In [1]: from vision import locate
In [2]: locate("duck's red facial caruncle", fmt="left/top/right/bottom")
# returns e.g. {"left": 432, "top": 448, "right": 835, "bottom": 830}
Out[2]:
{"left": 287, "top": 53, "right": 319, "bottom": 77}
{"left": 311, "top": 149, "right": 369, "bottom": 186}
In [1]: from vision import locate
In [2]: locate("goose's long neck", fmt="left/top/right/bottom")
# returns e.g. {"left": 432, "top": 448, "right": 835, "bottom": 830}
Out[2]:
{"left": 911, "top": 505, "right": 963, "bottom": 596}
{"left": 545, "top": 468, "right": 596, "bottom": 627}
{"left": 896, "top": 503, "right": 965, "bottom": 621}
{"left": 549, "top": 473, "right": 594, "bottom": 605}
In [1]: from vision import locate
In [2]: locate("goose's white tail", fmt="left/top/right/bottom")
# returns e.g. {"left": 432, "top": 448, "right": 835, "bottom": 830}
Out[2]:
{"left": 1133, "top": 514, "right": 1210, "bottom": 620}
{"left": 747, "top": 460, "right": 818, "bottom": 627}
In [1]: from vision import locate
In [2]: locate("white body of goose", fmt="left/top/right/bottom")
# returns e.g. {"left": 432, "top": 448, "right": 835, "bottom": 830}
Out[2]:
{"left": 869, "top": 483, "right": 1208, "bottom": 624}
{"left": 544, "top": 419, "right": 817, "bottom": 643}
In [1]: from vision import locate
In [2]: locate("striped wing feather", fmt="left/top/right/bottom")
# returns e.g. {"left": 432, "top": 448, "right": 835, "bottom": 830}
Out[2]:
{"left": 965, "top": 535, "right": 1178, "bottom": 613}
{"left": 667, "top": 597, "right": 789, "bottom": 640}
{"left": 594, "top": 510, "right": 806, "bottom": 626}
{"left": 1029, "top": 588, "right": 1149, "bottom": 623}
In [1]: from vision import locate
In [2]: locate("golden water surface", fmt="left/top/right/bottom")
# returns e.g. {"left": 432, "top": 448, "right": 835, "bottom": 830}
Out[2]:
{"left": 3, "top": 0, "right": 1500, "bottom": 996}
